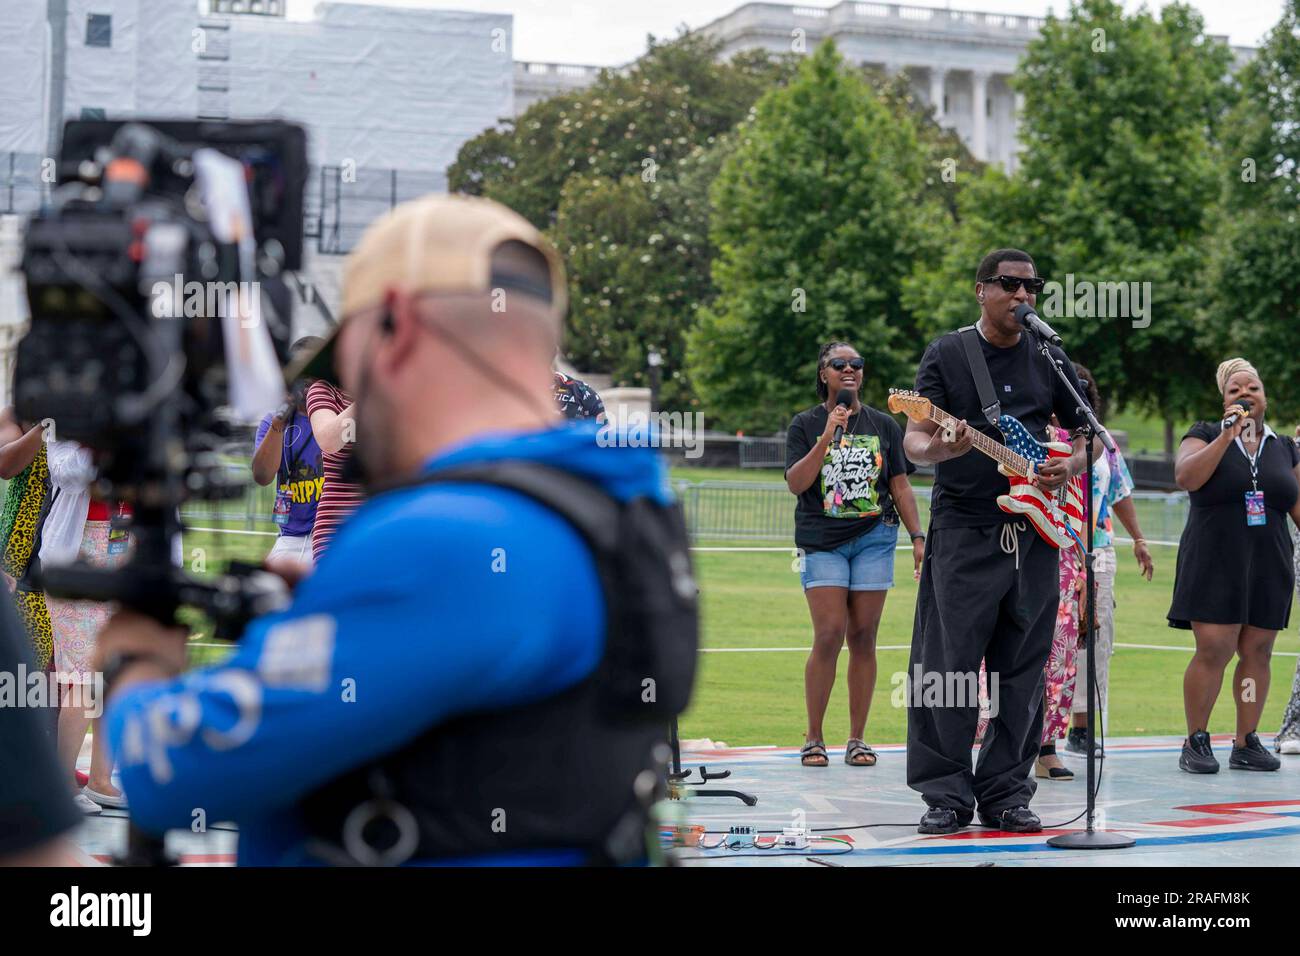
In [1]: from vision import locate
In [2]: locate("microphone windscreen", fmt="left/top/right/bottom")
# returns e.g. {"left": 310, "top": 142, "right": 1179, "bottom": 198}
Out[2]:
{"left": 1237, "top": 398, "right": 1253, "bottom": 414}
{"left": 835, "top": 388, "right": 854, "bottom": 408}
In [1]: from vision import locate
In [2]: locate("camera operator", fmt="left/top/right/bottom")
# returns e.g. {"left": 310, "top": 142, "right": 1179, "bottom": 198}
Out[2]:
{"left": 252, "top": 337, "right": 325, "bottom": 565}
{"left": 95, "top": 194, "right": 690, "bottom": 865}
{"left": 0, "top": 588, "right": 80, "bottom": 865}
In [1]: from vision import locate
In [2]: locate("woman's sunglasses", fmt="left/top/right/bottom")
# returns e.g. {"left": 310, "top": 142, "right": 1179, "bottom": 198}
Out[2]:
{"left": 825, "top": 357, "right": 865, "bottom": 371}
{"left": 981, "top": 274, "right": 1046, "bottom": 295}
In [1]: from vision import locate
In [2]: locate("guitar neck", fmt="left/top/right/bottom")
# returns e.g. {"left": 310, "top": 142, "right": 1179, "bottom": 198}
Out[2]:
{"left": 927, "top": 406, "right": 1031, "bottom": 476}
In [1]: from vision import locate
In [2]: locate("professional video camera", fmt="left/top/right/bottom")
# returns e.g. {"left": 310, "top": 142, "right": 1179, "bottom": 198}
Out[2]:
{"left": 14, "top": 118, "right": 309, "bottom": 634}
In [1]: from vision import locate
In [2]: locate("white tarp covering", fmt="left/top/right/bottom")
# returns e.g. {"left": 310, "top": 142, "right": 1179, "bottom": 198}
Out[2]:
{"left": 134, "top": 1, "right": 201, "bottom": 117}
{"left": 0, "top": 3, "right": 52, "bottom": 155}
{"left": 63, "top": 1, "right": 143, "bottom": 121}
{"left": 4, "top": 1, "right": 513, "bottom": 177}
{"left": 223, "top": 2, "right": 513, "bottom": 171}
{"left": 62, "top": 0, "right": 199, "bottom": 123}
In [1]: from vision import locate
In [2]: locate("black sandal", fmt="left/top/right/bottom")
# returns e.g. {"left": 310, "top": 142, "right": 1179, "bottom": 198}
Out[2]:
{"left": 845, "top": 738, "right": 877, "bottom": 766}
{"left": 800, "top": 740, "right": 829, "bottom": 767}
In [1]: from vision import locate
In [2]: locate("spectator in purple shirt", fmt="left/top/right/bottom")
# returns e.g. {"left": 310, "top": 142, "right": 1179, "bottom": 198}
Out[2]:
{"left": 252, "top": 338, "right": 326, "bottom": 565}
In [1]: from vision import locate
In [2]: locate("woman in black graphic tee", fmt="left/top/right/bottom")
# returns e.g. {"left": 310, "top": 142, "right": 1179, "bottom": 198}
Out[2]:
{"left": 785, "top": 342, "right": 924, "bottom": 769}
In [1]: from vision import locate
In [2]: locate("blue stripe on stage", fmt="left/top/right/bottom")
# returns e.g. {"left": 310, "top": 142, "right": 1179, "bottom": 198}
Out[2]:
{"left": 864, "top": 823, "right": 1300, "bottom": 856}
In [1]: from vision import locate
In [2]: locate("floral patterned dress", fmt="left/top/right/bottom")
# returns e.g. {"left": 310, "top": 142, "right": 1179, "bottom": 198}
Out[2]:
{"left": 1042, "top": 530, "right": 1082, "bottom": 743}
{"left": 975, "top": 426, "right": 1082, "bottom": 745}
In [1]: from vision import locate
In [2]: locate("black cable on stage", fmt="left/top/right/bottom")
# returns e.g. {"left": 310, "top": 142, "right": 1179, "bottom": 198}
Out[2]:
{"left": 1039, "top": 665, "right": 1108, "bottom": 830}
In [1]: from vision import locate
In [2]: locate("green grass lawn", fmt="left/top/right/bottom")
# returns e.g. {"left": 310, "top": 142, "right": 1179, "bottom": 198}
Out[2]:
{"left": 670, "top": 465, "right": 785, "bottom": 484}
{"left": 179, "top": 517, "right": 1300, "bottom": 748}
{"left": 1105, "top": 409, "right": 1193, "bottom": 457}
{"left": 678, "top": 541, "right": 1300, "bottom": 746}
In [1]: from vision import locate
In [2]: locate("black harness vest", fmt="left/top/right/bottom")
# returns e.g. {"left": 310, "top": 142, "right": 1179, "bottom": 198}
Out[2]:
{"left": 298, "top": 461, "right": 699, "bottom": 865}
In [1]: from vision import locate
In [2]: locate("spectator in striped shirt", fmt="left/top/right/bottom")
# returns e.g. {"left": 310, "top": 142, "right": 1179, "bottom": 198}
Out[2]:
{"left": 306, "top": 380, "right": 364, "bottom": 562}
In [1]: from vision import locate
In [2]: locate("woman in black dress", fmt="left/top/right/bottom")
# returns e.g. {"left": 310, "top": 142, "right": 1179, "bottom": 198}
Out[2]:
{"left": 1169, "top": 358, "right": 1300, "bottom": 774}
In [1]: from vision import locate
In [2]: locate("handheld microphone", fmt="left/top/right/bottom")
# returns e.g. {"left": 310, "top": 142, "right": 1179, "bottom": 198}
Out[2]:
{"left": 1013, "top": 302, "right": 1063, "bottom": 347}
{"left": 832, "top": 388, "right": 854, "bottom": 446}
{"left": 1222, "top": 398, "right": 1253, "bottom": 430}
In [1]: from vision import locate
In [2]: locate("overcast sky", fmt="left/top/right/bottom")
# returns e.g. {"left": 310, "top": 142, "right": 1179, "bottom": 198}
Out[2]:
{"left": 286, "top": 0, "right": 1286, "bottom": 65}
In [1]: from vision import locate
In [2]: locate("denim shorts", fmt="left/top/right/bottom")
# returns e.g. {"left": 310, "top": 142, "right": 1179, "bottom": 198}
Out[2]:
{"left": 799, "top": 520, "right": 898, "bottom": 591}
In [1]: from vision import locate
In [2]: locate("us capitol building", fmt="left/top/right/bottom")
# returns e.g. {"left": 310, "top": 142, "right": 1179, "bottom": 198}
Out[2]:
{"left": 0, "top": 1, "right": 1255, "bottom": 400}
{"left": 517, "top": 1, "right": 1254, "bottom": 172}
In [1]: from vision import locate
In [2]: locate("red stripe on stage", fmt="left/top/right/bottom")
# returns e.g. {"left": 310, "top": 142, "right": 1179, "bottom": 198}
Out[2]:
{"left": 931, "top": 829, "right": 1076, "bottom": 841}
{"left": 1151, "top": 799, "right": 1300, "bottom": 829}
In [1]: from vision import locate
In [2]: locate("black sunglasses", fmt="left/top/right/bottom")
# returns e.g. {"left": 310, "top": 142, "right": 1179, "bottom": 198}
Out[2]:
{"left": 981, "top": 274, "right": 1046, "bottom": 295}
{"left": 825, "top": 357, "right": 865, "bottom": 372}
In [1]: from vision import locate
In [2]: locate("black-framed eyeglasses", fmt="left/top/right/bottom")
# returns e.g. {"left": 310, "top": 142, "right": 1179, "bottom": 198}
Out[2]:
{"left": 825, "top": 357, "right": 865, "bottom": 371}
{"left": 981, "top": 274, "right": 1046, "bottom": 295}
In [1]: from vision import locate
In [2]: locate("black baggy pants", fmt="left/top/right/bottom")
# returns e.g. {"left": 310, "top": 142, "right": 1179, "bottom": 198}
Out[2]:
{"left": 905, "top": 520, "right": 1060, "bottom": 819}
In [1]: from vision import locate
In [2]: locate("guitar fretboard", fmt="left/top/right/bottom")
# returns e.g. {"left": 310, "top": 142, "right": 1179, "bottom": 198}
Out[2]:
{"left": 925, "top": 406, "right": 1031, "bottom": 476}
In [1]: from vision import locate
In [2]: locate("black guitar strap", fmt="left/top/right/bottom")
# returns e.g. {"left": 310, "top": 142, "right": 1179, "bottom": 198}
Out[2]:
{"left": 958, "top": 325, "right": 1001, "bottom": 427}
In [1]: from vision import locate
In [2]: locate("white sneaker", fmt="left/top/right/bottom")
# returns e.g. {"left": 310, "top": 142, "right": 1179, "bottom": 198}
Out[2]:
{"left": 73, "top": 792, "right": 102, "bottom": 815}
{"left": 1277, "top": 737, "right": 1300, "bottom": 755}
{"left": 83, "top": 785, "right": 128, "bottom": 809}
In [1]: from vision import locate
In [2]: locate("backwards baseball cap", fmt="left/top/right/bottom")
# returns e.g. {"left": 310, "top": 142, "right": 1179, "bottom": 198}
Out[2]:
{"left": 289, "top": 193, "right": 567, "bottom": 386}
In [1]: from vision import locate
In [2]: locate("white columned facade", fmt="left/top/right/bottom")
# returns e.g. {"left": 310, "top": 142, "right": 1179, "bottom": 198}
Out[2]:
{"left": 971, "top": 71, "right": 989, "bottom": 163}
{"left": 929, "top": 67, "right": 946, "bottom": 119}
{"left": 692, "top": 1, "right": 1085, "bottom": 170}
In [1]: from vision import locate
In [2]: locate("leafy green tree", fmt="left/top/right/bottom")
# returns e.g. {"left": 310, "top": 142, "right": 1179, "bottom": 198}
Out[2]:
{"left": 686, "top": 41, "right": 942, "bottom": 433}
{"left": 1206, "top": 0, "right": 1300, "bottom": 421}
{"left": 551, "top": 135, "right": 737, "bottom": 410}
{"left": 448, "top": 33, "right": 796, "bottom": 229}
{"left": 904, "top": 0, "right": 1235, "bottom": 450}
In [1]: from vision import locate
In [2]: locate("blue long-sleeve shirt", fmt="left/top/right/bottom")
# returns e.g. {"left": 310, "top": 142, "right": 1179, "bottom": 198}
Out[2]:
{"left": 106, "top": 423, "right": 672, "bottom": 865}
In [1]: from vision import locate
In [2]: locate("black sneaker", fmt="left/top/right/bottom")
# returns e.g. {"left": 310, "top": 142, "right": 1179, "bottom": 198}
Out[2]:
{"left": 1229, "top": 732, "right": 1282, "bottom": 772}
{"left": 978, "top": 805, "right": 1042, "bottom": 833}
{"left": 917, "top": 807, "right": 967, "bottom": 834}
{"left": 1065, "top": 726, "right": 1104, "bottom": 758}
{"left": 1179, "top": 730, "right": 1219, "bottom": 774}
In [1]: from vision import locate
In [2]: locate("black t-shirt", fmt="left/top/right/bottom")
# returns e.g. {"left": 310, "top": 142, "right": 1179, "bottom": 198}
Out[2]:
{"left": 1182, "top": 421, "right": 1300, "bottom": 513}
{"left": 0, "top": 593, "right": 79, "bottom": 857}
{"left": 785, "top": 403, "right": 912, "bottom": 552}
{"left": 914, "top": 328, "right": 1090, "bottom": 528}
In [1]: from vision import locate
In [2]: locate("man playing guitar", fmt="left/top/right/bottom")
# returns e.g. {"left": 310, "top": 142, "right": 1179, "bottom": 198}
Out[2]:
{"left": 902, "top": 248, "right": 1090, "bottom": 835}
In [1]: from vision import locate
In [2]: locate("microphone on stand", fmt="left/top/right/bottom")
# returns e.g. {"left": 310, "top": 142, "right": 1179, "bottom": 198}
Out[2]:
{"left": 1013, "top": 302, "right": 1063, "bottom": 347}
{"left": 832, "top": 388, "right": 854, "bottom": 448}
{"left": 1222, "top": 398, "right": 1253, "bottom": 430}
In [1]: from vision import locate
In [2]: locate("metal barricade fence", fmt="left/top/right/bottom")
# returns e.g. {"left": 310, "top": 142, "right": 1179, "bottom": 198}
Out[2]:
{"left": 671, "top": 482, "right": 1189, "bottom": 545}
{"left": 0, "top": 152, "right": 51, "bottom": 216}
{"left": 737, "top": 436, "right": 786, "bottom": 469}
{"left": 179, "top": 473, "right": 1192, "bottom": 545}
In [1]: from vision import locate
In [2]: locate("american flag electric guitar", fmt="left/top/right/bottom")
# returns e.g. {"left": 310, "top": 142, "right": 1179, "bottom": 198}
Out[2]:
{"left": 888, "top": 389, "right": 1086, "bottom": 551}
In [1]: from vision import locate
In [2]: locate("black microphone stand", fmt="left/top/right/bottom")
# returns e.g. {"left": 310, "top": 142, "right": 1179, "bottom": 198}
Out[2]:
{"left": 1023, "top": 328, "right": 1135, "bottom": 851}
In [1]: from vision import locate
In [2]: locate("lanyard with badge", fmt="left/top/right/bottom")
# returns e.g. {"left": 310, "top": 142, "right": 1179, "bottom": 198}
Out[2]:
{"left": 1236, "top": 431, "right": 1267, "bottom": 526}
{"left": 273, "top": 420, "right": 304, "bottom": 527}
{"left": 107, "top": 502, "right": 131, "bottom": 555}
